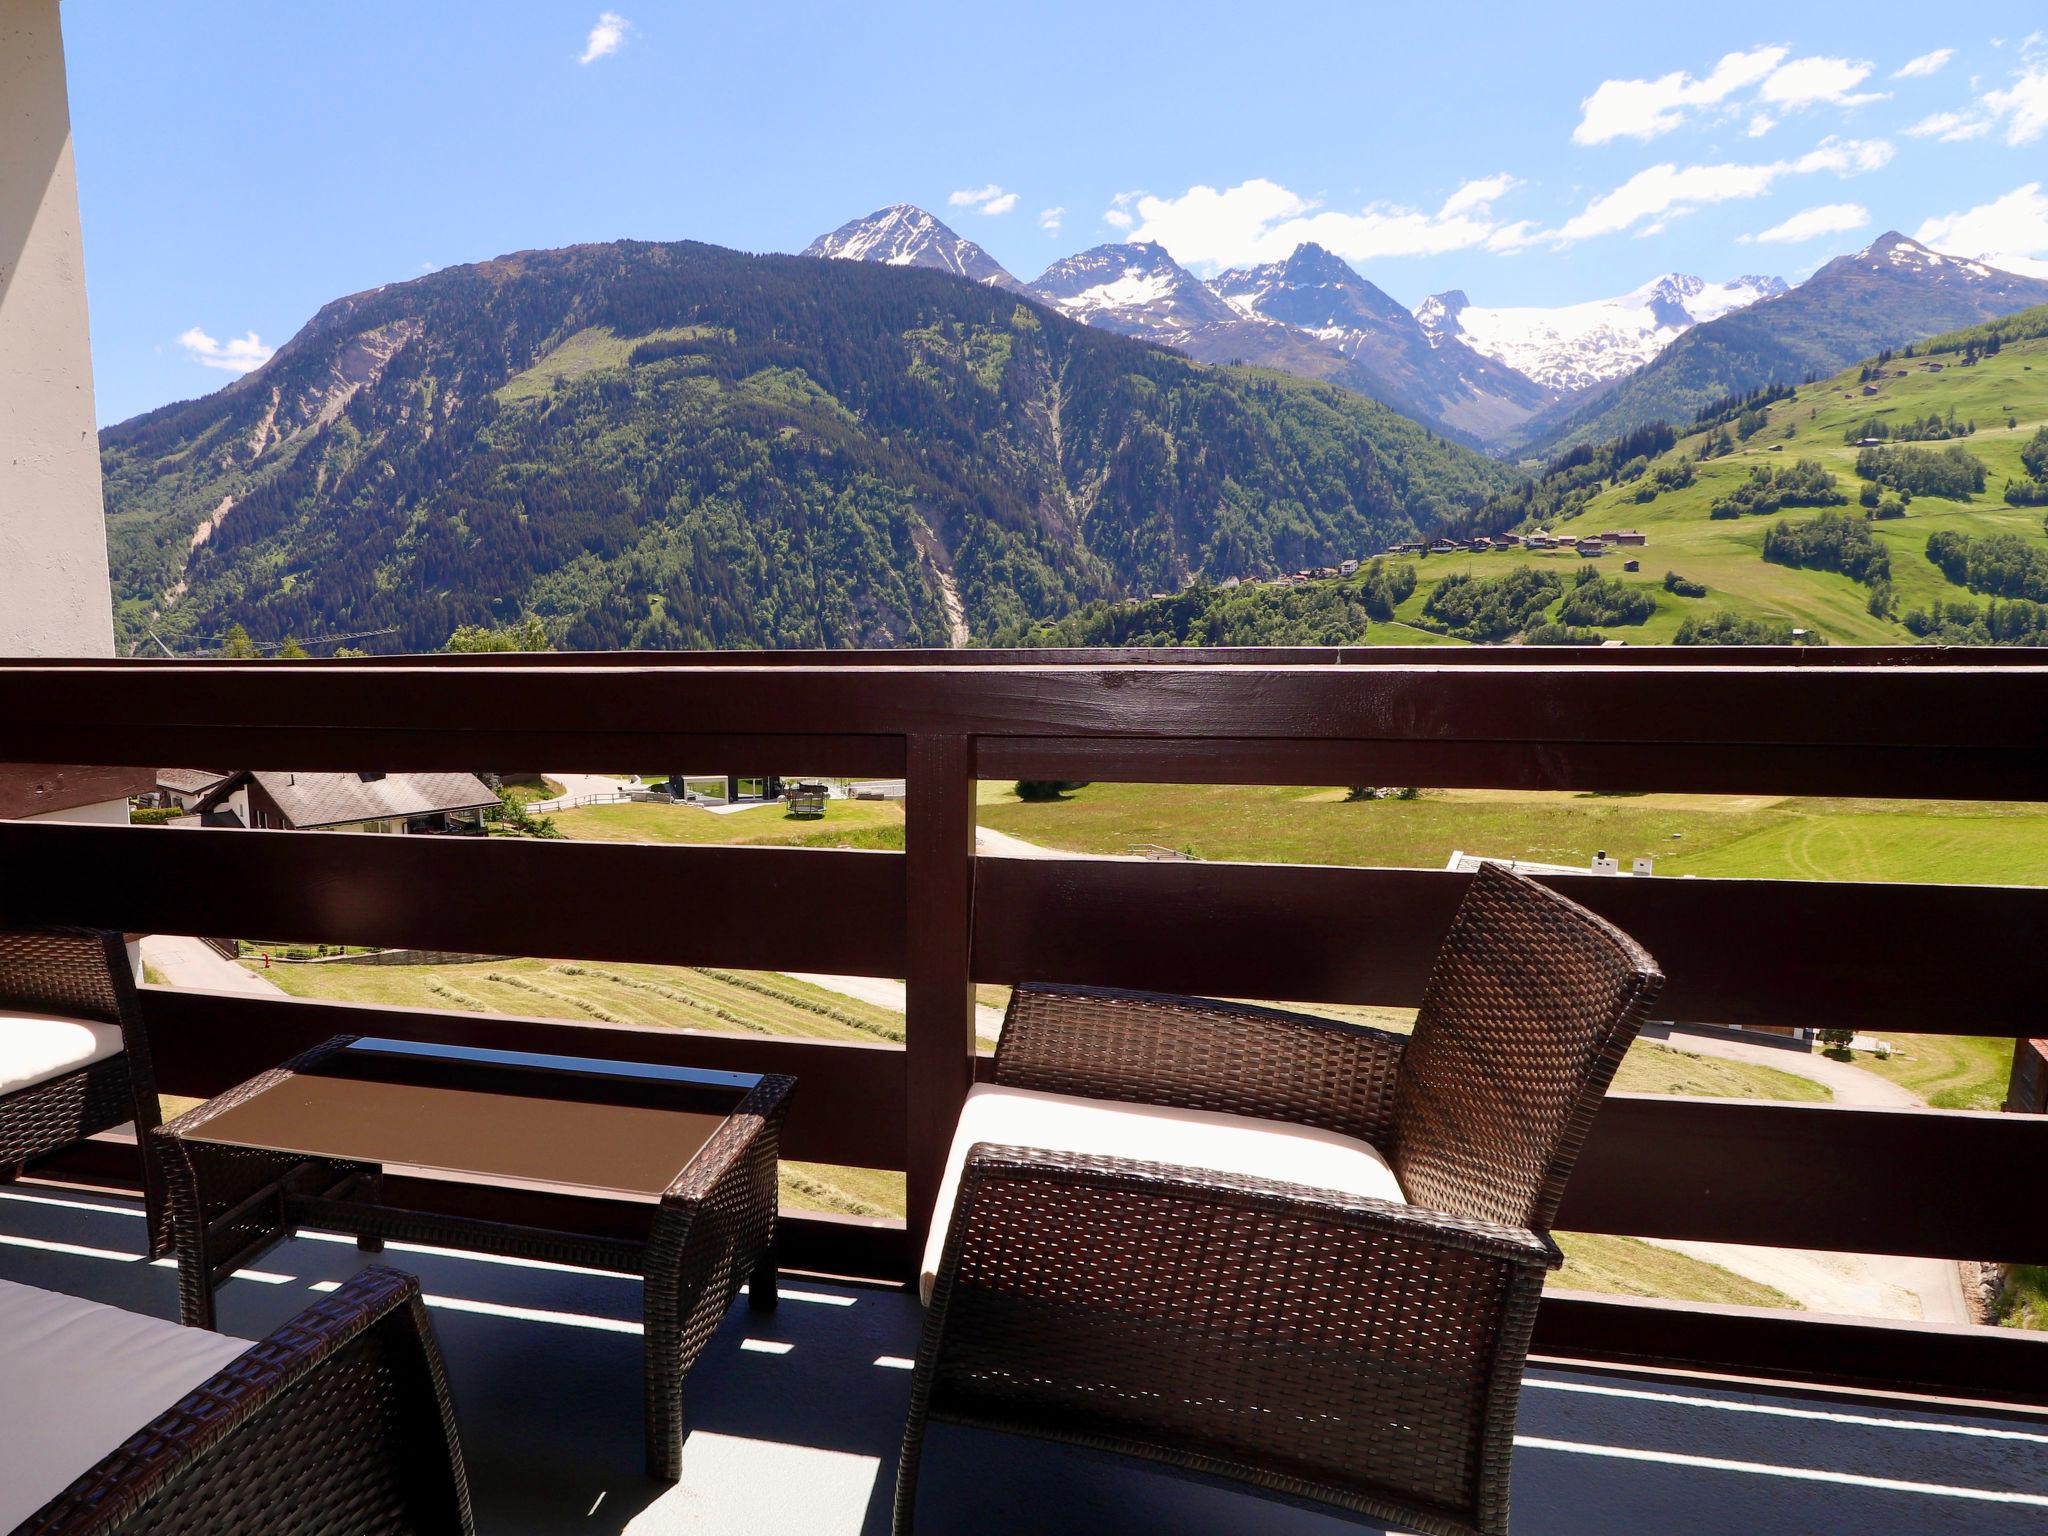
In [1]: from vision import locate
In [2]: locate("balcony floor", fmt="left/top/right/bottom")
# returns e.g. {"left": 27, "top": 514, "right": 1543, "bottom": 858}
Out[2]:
{"left": 3, "top": 1185, "right": 2044, "bottom": 1535}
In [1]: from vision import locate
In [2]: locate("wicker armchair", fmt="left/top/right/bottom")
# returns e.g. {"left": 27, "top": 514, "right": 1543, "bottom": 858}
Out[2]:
{"left": 11, "top": 1265, "right": 473, "bottom": 1534}
{"left": 898, "top": 862, "right": 1663, "bottom": 1536}
{"left": 0, "top": 928, "right": 167, "bottom": 1259}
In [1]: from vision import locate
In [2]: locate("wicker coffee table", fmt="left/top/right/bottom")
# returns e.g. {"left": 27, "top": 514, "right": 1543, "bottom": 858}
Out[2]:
{"left": 155, "top": 1034, "right": 793, "bottom": 1480}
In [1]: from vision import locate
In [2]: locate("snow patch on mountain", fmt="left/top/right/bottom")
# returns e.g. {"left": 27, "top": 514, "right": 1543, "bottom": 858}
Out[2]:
{"left": 1028, "top": 243, "right": 1241, "bottom": 332}
{"left": 1415, "top": 272, "right": 1789, "bottom": 394}
{"left": 802, "top": 205, "right": 1023, "bottom": 291}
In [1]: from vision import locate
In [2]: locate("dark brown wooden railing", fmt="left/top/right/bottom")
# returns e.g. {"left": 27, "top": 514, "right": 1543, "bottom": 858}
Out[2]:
{"left": 3, "top": 648, "right": 2046, "bottom": 1408}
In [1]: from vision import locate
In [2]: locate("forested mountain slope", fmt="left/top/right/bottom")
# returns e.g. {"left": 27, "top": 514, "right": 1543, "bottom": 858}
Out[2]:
{"left": 102, "top": 240, "right": 1515, "bottom": 652}
{"left": 1018, "top": 309, "right": 2048, "bottom": 648}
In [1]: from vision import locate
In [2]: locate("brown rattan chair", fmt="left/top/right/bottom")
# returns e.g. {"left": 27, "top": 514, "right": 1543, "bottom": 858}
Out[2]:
{"left": 898, "top": 862, "right": 1663, "bottom": 1536}
{"left": 0, "top": 928, "right": 167, "bottom": 1260}
{"left": 12, "top": 1265, "right": 473, "bottom": 1534}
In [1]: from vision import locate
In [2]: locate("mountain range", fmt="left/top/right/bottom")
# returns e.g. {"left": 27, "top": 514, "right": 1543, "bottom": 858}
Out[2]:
{"left": 803, "top": 207, "right": 2048, "bottom": 461}
{"left": 1415, "top": 272, "right": 1787, "bottom": 394}
{"left": 101, "top": 239, "right": 1515, "bottom": 654}
{"left": 1529, "top": 234, "right": 2048, "bottom": 454}
{"left": 804, "top": 205, "right": 1782, "bottom": 450}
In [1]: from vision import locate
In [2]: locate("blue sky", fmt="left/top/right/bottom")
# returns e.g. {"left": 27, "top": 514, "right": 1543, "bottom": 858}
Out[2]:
{"left": 63, "top": 2, "right": 2048, "bottom": 425}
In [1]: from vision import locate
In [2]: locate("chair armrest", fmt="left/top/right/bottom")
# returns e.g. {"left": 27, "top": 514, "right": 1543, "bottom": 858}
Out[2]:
{"left": 21, "top": 1266, "right": 474, "bottom": 1535}
{"left": 993, "top": 983, "right": 1406, "bottom": 1147}
{"left": 913, "top": 1145, "right": 1552, "bottom": 1536}
{"left": 941, "top": 1142, "right": 1558, "bottom": 1275}
{"left": 649, "top": 1072, "right": 793, "bottom": 1312}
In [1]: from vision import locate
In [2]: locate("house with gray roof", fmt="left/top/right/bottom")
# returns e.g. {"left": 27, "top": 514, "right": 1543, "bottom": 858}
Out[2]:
{"left": 194, "top": 770, "right": 496, "bottom": 834}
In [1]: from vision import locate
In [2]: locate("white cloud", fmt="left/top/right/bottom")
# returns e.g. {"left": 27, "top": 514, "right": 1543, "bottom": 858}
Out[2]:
{"left": 579, "top": 12, "right": 630, "bottom": 64}
{"left": 177, "top": 327, "right": 273, "bottom": 374}
{"left": 1552, "top": 137, "right": 1891, "bottom": 242}
{"left": 1573, "top": 46, "right": 1785, "bottom": 144}
{"left": 1574, "top": 47, "right": 1897, "bottom": 144}
{"left": 1439, "top": 172, "right": 1519, "bottom": 217}
{"left": 1758, "top": 56, "right": 1885, "bottom": 109}
{"left": 1906, "top": 110, "right": 1991, "bottom": 141}
{"left": 1893, "top": 48, "right": 1954, "bottom": 79}
{"left": 948, "top": 184, "right": 1018, "bottom": 215}
{"left": 1037, "top": 206, "right": 1065, "bottom": 235}
{"left": 1742, "top": 202, "right": 1870, "bottom": 244}
{"left": 1916, "top": 181, "right": 2048, "bottom": 274}
{"left": 1117, "top": 174, "right": 1522, "bottom": 269}
{"left": 1912, "top": 60, "right": 2048, "bottom": 145}
{"left": 1981, "top": 61, "right": 2048, "bottom": 143}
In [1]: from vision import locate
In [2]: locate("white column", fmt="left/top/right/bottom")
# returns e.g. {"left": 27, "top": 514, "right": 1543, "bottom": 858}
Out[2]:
{"left": 1, "top": 0, "right": 115, "bottom": 658}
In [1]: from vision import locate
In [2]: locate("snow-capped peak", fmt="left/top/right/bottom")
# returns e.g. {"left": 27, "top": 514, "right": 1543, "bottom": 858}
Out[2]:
{"left": 801, "top": 205, "right": 1022, "bottom": 291}
{"left": 1415, "top": 271, "right": 1788, "bottom": 393}
{"left": 1028, "top": 243, "right": 1238, "bottom": 330}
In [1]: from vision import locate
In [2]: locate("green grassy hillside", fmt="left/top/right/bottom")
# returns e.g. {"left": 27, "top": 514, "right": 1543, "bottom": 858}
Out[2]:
{"left": 1376, "top": 327, "right": 2048, "bottom": 645}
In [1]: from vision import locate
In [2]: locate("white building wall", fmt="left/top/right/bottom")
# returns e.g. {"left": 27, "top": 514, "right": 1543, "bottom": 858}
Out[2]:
{"left": 1, "top": 0, "right": 116, "bottom": 659}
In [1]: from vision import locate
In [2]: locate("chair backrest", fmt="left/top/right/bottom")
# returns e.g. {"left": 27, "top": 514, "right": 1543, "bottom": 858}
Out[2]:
{"left": 0, "top": 926, "right": 132, "bottom": 1027}
{"left": 1390, "top": 863, "right": 1662, "bottom": 1231}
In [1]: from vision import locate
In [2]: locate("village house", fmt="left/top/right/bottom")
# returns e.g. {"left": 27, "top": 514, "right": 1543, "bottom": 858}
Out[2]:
{"left": 192, "top": 770, "right": 497, "bottom": 834}
{"left": 152, "top": 768, "right": 229, "bottom": 811}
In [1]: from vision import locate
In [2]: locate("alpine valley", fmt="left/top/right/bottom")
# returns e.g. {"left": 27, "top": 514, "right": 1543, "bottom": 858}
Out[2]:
{"left": 101, "top": 240, "right": 1515, "bottom": 654}
{"left": 100, "top": 210, "right": 2048, "bottom": 656}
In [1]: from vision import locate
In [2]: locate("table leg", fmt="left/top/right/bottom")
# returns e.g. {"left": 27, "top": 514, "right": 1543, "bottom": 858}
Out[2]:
{"left": 357, "top": 1168, "right": 386, "bottom": 1252}
{"left": 748, "top": 1234, "right": 779, "bottom": 1313}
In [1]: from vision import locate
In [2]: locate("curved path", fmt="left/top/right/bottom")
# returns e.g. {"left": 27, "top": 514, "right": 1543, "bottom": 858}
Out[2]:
{"left": 1637, "top": 1028, "right": 1968, "bottom": 1324}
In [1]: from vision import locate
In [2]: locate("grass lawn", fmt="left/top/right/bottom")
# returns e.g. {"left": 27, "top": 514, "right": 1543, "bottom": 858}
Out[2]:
{"left": 979, "top": 782, "right": 2048, "bottom": 886}
{"left": 548, "top": 797, "right": 903, "bottom": 849}
{"left": 1997, "top": 1265, "right": 2048, "bottom": 1331}
{"left": 1552, "top": 1233, "right": 1797, "bottom": 1308}
{"left": 1848, "top": 1034, "right": 2015, "bottom": 1111}
{"left": 256, "top": 955, "right": 917, "bottom": 1043}
{"left": 1610, "top": 1041, "right": 1829, "bottom": 1101}
{"left": 498, "top": 775, "right": 565, "bottom": 805}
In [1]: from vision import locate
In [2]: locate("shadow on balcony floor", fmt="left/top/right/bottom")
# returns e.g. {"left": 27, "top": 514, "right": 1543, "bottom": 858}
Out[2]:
{"left": 2, "top": 1185, "right": 2044, "bottom": 1534}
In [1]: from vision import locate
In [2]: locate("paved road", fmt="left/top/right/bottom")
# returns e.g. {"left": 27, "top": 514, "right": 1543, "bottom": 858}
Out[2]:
{"left": 529, "top": 771, "right": 639, "bottom": 812}
{"left": 1648, "top": 1027, "right": 1922, "bottom": 1108}
{"left": 1638, "top": 1027, "right": 1969, "bottom": 1324}
{"left": 137, "top": 934, "right": 286, "bottom": 996}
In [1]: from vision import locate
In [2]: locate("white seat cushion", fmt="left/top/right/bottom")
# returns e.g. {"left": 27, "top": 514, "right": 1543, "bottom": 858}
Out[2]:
{"left": 0, "top": 1011, "right": 125, "bottom": 1097}
{"left": 0, "top": 1278, "right": 251, "bottom": 1529}
{"left": 920, "top": 1083, "right": 1406, "bottom": 1305}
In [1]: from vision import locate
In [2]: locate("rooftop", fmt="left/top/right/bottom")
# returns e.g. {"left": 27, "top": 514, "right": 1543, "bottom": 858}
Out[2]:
{"left": 199, "top": 769, "right": 499, "bottom": 827}
{"left": 4, "top": 1185, "right": 2042, "bottom": 1536}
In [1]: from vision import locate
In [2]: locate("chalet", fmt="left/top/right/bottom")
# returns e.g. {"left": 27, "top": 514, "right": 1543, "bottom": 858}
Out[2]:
{"left": 1575, "top": 537, "right": 1607, "bottom": 555}
{"left": 1338, "top": 559, "right": 1359, "bottom": 577}
{"left": 194, "top": 770, "right": 497, "bottom": 834}
{"left": 1862, "top": 383, "right": 1881, "bottom": 396}
{"left": 154, "top": 768, "right": 229, "bottom": 811}
{"left": 1623, "top": 559, "right": 1641, "bottom": 572}
{"left": 1526, "top": 534, "right": 1556, "bottom": 550}
{"left": 1601, "top": 530, "right": 1648, "bottom": 546}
